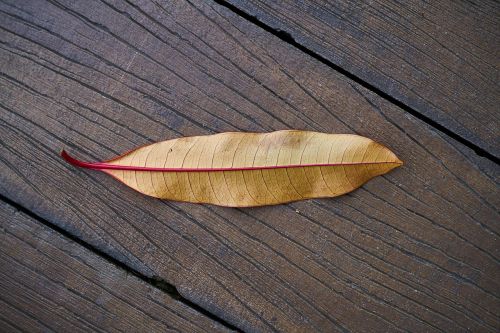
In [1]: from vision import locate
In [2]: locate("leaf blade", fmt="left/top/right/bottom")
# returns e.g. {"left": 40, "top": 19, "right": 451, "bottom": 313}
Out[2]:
{"left": 62, "top": 130, "right": 402, "bottom": 207}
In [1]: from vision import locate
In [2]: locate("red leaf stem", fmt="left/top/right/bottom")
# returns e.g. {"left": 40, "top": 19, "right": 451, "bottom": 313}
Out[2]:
{"left": 61, "top": 149, "right": 402, "bottom": 173}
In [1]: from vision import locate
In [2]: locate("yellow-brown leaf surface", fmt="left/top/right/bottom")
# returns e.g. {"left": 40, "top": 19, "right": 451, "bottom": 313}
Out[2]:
{"left": 63, "top": 130, "right": 402, "bottom": 207}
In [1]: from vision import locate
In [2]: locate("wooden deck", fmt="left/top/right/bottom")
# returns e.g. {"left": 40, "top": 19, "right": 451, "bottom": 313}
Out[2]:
{"left": 0, "top": 0, "right": 498, "bottom": 332}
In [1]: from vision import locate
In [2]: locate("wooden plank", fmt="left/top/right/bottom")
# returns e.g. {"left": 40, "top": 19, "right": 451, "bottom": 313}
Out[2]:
{"left": 0, "top": 200, "right": 232, "bottom": 333}
{"left": 224, "top": 0, "right": 500, "bottom": 157}
{"left": 0, "top": 0, "right": 498, "bottom": 331}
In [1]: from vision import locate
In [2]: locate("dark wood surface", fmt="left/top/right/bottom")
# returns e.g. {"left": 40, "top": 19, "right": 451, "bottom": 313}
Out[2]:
{"left": 0, "top": 200, "right": 231, "bottom": 332}
{"left": 225, "top": 0, "right": 500, "bottom": 157}
{"left": 0, "top": 0, "right": 498, "bottom": 332}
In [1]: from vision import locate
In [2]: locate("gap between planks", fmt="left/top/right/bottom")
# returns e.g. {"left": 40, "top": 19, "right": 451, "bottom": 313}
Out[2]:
{"left": 0, "top": 193, "right": 242, "bottom": 333}
{"left": 213, "top": 0, "right": 500, "bottom": 165}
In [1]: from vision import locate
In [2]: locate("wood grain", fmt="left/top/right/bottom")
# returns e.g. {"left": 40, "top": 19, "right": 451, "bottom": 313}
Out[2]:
{"left": 224, "top": 0, "right": 500, "bottom": 157}
{"left": 0, "top": 0, "right": 498, "bottom": 331}
{"left": 0, "top": 200, "right": 231, "bottom": 333}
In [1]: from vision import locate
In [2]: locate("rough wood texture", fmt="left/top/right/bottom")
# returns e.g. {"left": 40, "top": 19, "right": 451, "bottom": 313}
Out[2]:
{"left": 0, "top": 200, "right": 231, "bottom": 333}
{"left": 225, "top": 0, "right": 500, "bottom": 157}
{"left": 0, "top": 0, "right": 498, "bottom": 332}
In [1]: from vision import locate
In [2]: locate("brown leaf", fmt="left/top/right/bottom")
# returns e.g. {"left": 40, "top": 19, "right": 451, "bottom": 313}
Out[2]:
{"left": 62, "top": 130, "right": 402, "bottom": 207}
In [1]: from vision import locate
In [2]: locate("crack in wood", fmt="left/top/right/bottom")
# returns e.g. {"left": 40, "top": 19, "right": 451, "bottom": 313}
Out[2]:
{"left": 0, "top": 193, "right": 243, "bottom": 332}
{"left": 212, "top": 0, "right": 499, "bottom": 165}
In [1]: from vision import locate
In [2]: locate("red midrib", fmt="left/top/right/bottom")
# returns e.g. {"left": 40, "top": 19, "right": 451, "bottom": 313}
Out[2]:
{"left": 61, "top": 150, "right": 402, "bottom": 172}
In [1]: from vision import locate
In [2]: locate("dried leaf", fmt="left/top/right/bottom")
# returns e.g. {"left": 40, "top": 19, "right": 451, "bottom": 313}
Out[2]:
{"left": 62, "top": 130, "right": 402, "bottom": 207}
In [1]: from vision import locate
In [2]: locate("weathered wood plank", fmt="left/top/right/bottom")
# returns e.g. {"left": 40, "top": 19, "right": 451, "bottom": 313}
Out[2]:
{"left": 0, "top": 0, "right": 498, "bottom": 331}
{"left": 0, "top": 200, "right": 232, "bottom": 333}
{"left": 225, "top": 0, "right": 500, "bottom": 157}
